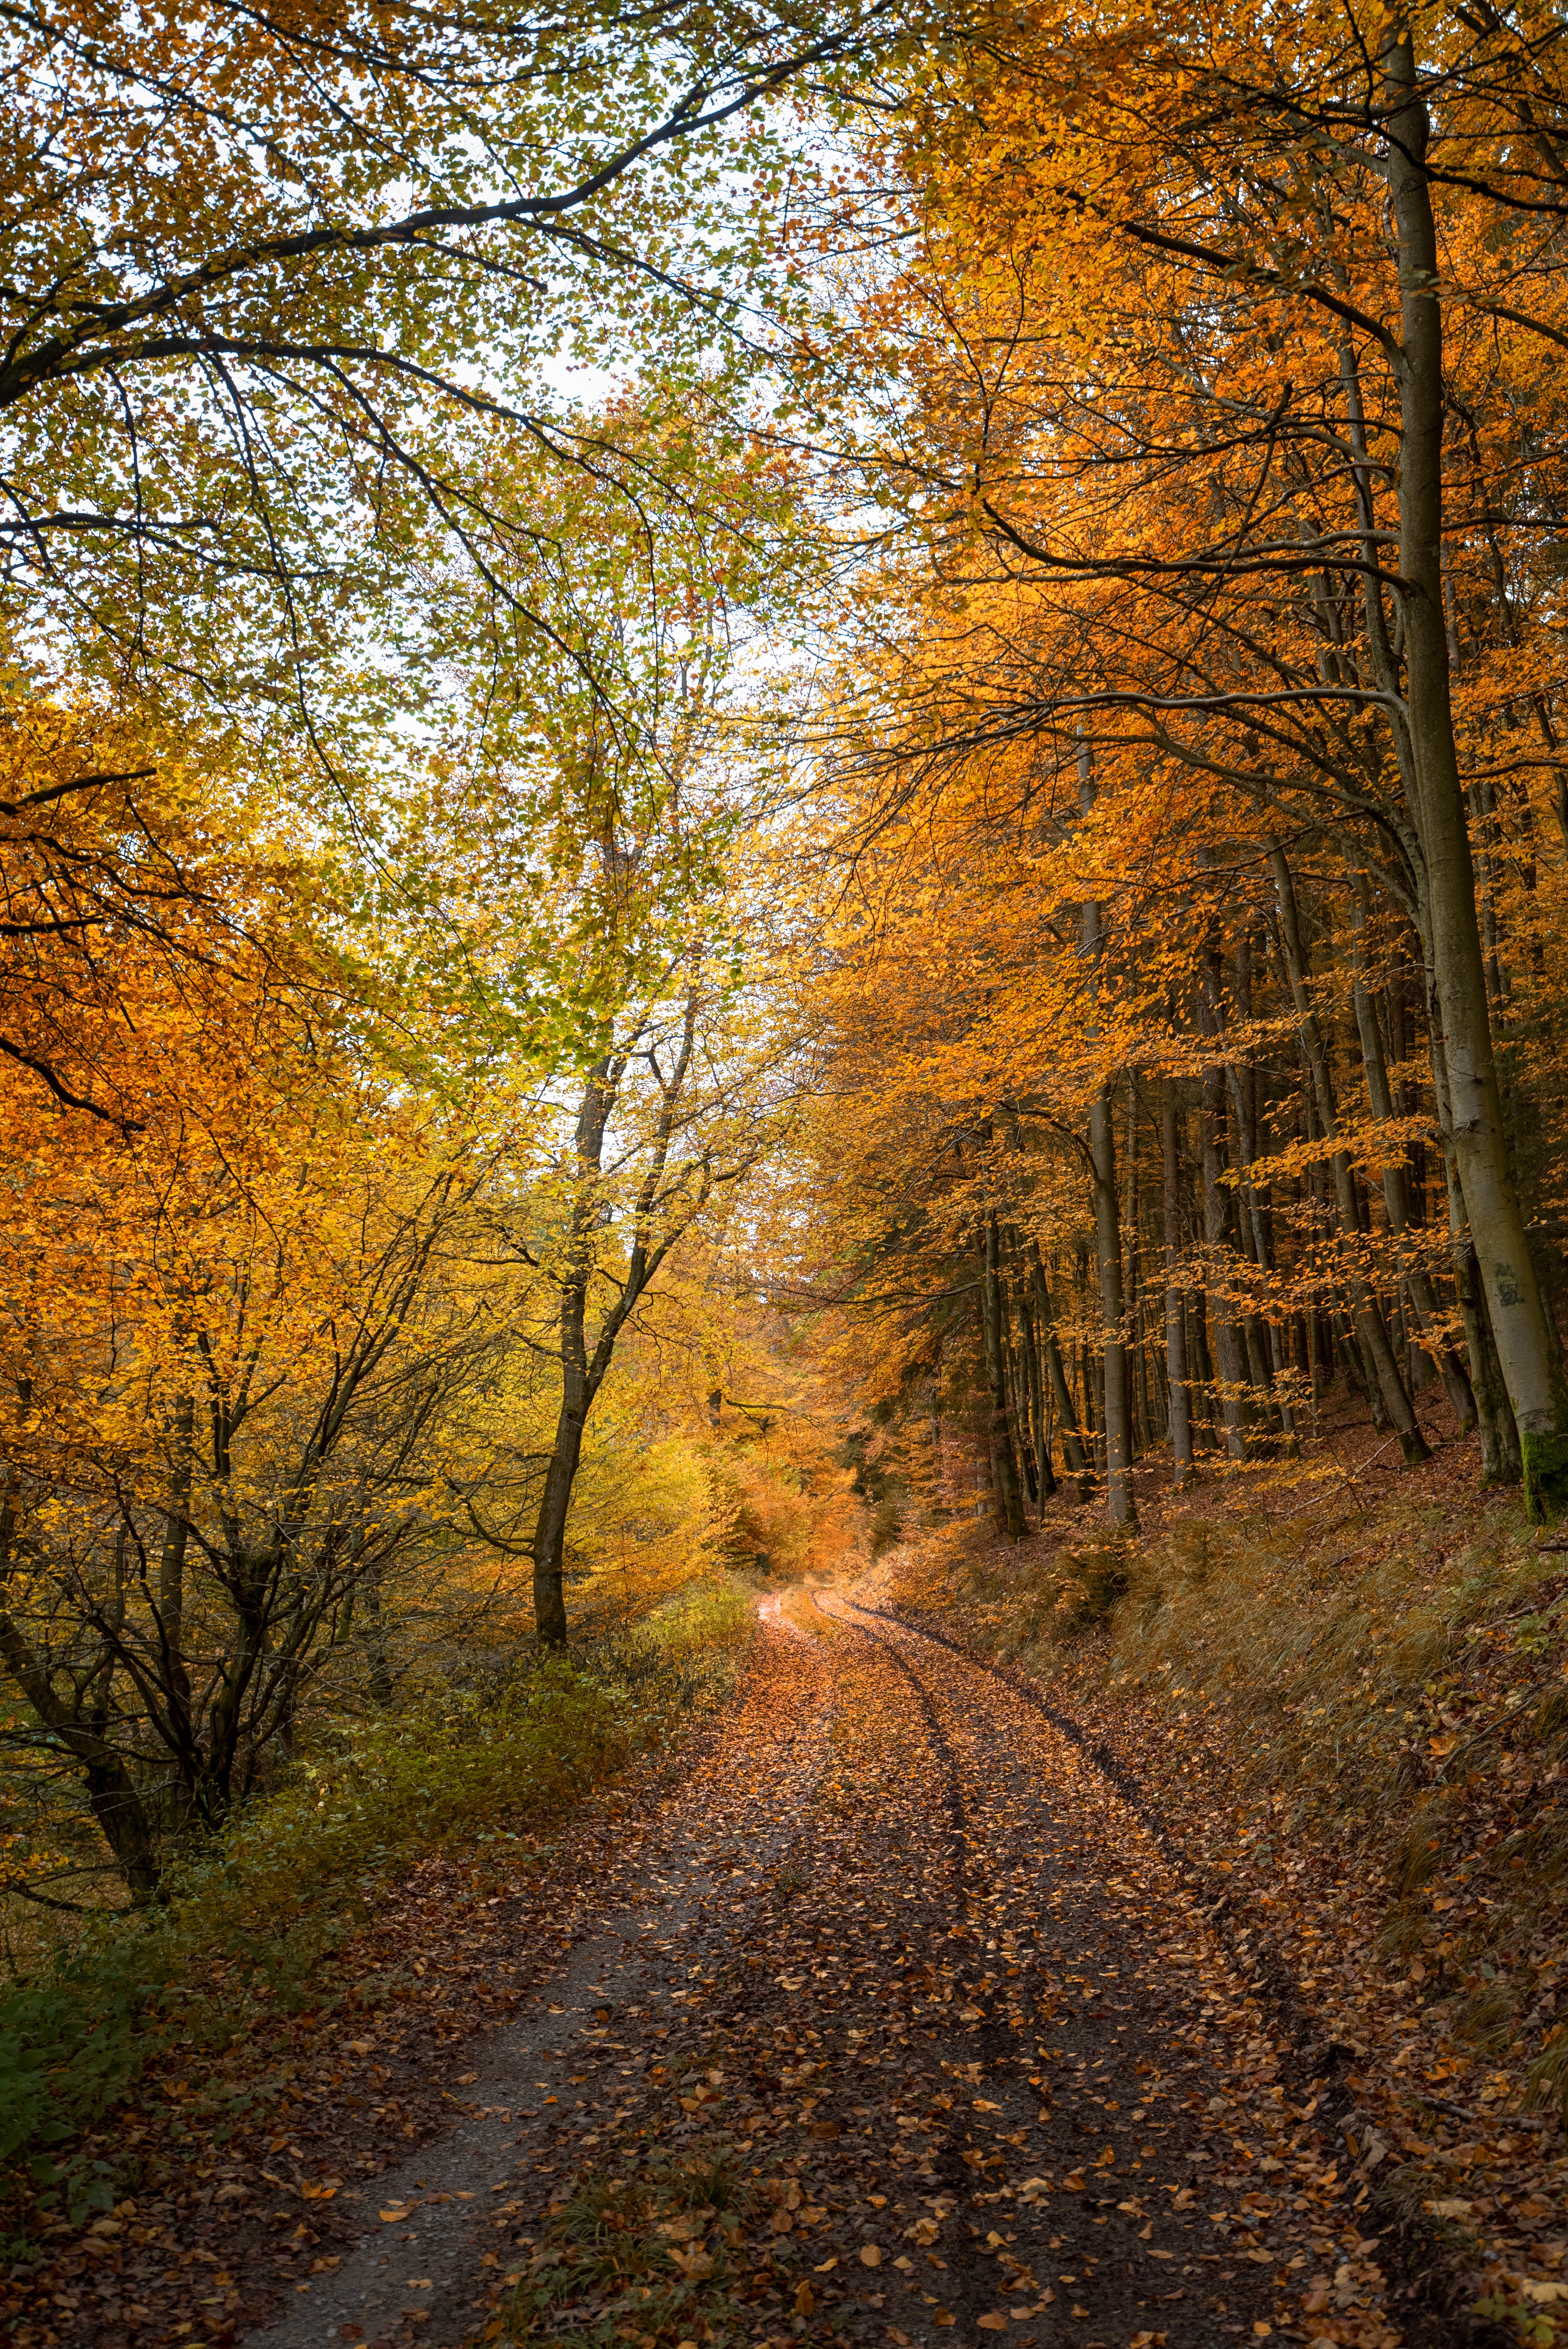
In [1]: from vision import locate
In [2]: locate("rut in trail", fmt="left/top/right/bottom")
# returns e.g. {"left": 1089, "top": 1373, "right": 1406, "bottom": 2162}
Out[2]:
{"left": 236, "top": 1590, "right": 1359, "bottom": 2349}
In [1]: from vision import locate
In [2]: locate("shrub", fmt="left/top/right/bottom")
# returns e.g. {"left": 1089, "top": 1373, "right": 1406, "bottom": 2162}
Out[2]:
{"left": 640, "top": 1574, "right": 755, "bottom": 1657}
{"left": 0, "top": 1658, "right": 640, "bottom": 2215}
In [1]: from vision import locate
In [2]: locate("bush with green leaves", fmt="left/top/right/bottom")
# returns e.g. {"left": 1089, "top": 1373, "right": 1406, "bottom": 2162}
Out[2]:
{"left": 1, "top": 1658, "right": 643, "bottom": 2218}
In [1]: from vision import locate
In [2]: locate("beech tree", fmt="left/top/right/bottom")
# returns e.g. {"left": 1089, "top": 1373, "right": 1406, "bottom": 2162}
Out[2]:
{"left": 0, "top": 0, "right": 905, "bottom": 729}
{"left": 524, "top": 977, "right": 778, "bottom": 1646}
{"left": 803, "top": 0, "right": 1568, "bottom": 1514}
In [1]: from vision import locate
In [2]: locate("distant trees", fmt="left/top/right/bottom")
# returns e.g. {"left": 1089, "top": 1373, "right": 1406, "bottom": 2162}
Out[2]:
{"left": 801, "top": 747, "right": 1556, "bottom": 1534}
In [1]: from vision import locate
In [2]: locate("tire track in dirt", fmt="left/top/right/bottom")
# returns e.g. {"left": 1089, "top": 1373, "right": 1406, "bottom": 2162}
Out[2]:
{"left": 127, "top": 1583, "right": 1393, "bottom": 2349}
{"left": 796, "top": 1585, "right": 1304, "bottom": 2346}
{"left": 230, "top": 1621, "right": 837, "bottom": 2347}
{"left": 860, "top": 1584, "right": 1458, "bottom": 2347}
{"left": 809, "top": 1592, "right": 967, "bottom": 1885}
{"left": 445, "top": 1586, "right": 1373, "bottom": 2349}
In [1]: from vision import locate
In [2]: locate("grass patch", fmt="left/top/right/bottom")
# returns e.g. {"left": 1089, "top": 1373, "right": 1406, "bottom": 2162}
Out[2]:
{"left": 0, "top": 1647, "right": 715, "bottom": 2222}
{"left": 490, "top": 2140, "right": 835, "bottom": 2349}
{"left": 497, "top": 2154, "right": 765, "bottom": 2348}
{"left": 638, "top": 1572, "right": 756, "bottom": 1659}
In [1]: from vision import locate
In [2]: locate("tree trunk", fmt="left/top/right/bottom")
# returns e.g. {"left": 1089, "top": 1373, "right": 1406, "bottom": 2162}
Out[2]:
{"left": 1269, "top": 844, "right": 1429, "bottom": 1463}
{"left": 1222, "top": 940, "right": 1298, "bottom": 1453}
{"left": 531, "top": 1059, "right": 614, "bottom": 1649}
{"left": 1124, "top": 1075, "right": 1148, "bottom": 1456}
{"left": 1089, "top": 1087, "right": 1138, "bottom": 1528}
{"left": 1384, "top": 23, "right": 1568, "bottom": 1515}
{"left": 533, "top": 1371, "right": 587, "bottom": 1649}
{"left": 1080, "top": 736, "right": 1138, "bottom": 1529}
{"left": 1161, "top": 1082, "right": 1194, "bottom": 1485}
{"left": 980, "top": 1216, "right": 1028, "bottom": 1540}
{"left": 1349, "top": 888, "right": 1477, "bottom": 1432}
{"left": 1199, "top": 1045, "right": 1250, "bottom": 1463}
{"left": 1010, "top": 1237, "right": 1057, "bottom": 1508}
{"left": 528, "top": 994, "right": 708, "bottom": 1644}
{"left": 1188, "top": 1291, "right": 1219, "bottom": 1451}
{"left": 1029, "top": 1242, "right": 1089, "bottom": 1494}
{"left": 1450, "top": 1171, "right": 1522, "bottom": 1486}
{"left": 1003, "top": 1274, "right": 1039, "bottom": 1509}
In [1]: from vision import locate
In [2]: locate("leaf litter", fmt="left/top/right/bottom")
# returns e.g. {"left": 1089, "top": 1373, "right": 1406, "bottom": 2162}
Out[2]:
{"left": 7, "top": 1592, "right": 1396, "bottom": 2349}
{"left": 477, "top": 1591, "right": 1392, "bottom": 2349}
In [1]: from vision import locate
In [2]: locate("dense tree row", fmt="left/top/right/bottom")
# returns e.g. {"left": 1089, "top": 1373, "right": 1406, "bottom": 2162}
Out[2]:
{"left": 804, "top": 770, "right": 1564, "bottom": 1532}
{"left": 799, "top": 0, "right": 1568, "bottom": 1529}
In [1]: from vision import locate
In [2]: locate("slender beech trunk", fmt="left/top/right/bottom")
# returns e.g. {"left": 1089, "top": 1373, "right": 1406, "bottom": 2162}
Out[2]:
{"left": 1196, "top": 959, "right": 1250, "bottom": 1462}
{"left": 1029, "top": 1242, "right": 1089, "bottom": 1495}
{"left": 980, "top": 1216, "right": 1028, "bottom": 1540}
{"left": 1089, "top": 1087, "right": 1137, "bottom": 1525}
{"left": 1189, "top": 1295, "right": 1219, "bottom": 1450}
{"left": 1383, "top": 24, "right": 1568, "bottom": 1514}
{"left": 1003, "top": 1271, "right": 1039, "bottom": 1509}
{"left": 1007, "top": 1321, "right": 1040, "bottom": 1509}
{"left": 1010, "top": 1233, "right": 1057, "bottom": 1508}
{"left": 1349, "top": 888, "right": 1477, "bottom": 1432}
{"left": 1080, "top": 737, "right": 1138, "bottom": 1529}
{"left": 533, "top": 1062, "right": 610, "bottom": 1647}
{"left": 533, "top": 991, "right": 704, "bottom": 1645}
{"left": 1269, "top": 845, "right": 1430, "bottom": 1464}
{"left": 1445, "top": 1124, "right": 1520, "bottom": 1479}
{"left": 1161, "top": 1082, "right": 1195, "bottom": 1485}
{"left": 1224, "top": 940, "right": 1298, "bottom": 1453}
{"left": 1424, "top": 1012, "right": 1520, "bottom": 1479}
{"left": 533, "top": 1372, "right": 588, "bottom": 1648}
{"left": 1124, "top": 1076, "right": 1149, "bottom": 1456}
{"left": 930, "top": 1347, "right": 945, "bottom": 1510}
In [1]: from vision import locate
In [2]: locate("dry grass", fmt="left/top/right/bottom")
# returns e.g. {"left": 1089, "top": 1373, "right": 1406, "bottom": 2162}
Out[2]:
{"left": 901, "top": 1427, "right": 1568, "bottom": 2071}
{"left": 884, "top": 1415, "right": 1568, "bottom": 2342}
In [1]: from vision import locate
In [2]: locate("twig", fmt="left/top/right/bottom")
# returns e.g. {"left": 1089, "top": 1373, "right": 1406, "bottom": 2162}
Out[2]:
{"left": 1415, "top": 2093, "right": 1553, "bottom": 2133}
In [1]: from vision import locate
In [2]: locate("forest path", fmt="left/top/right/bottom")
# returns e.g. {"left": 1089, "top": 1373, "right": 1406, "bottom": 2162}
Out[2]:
{"left": 240, "top": 1587, "right": 1354, "bottom": 2349}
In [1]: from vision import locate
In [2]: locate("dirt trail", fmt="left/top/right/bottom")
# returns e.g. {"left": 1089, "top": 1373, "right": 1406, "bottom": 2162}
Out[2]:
{"left": 214, "top": 1586, "right": 1373, "bottom": 2349}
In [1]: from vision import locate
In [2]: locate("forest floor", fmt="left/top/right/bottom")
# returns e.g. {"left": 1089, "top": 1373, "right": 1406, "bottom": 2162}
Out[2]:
{"left": 7, "top": 1577, "right": 1433, "bottom": 2349}
{"left": 896, "top": 1409, "right": 1568, "bottom": 2349}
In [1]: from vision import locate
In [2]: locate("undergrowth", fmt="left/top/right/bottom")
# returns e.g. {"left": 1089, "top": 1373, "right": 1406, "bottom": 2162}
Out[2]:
{"left": 638, "top": 1573, "right": 756, "bottom": 1660}
{"left": 0, "top": 1600, "right": 752, "bottom": 2226}
{"left": 893, "top": 1443, "right": 1568, "bottom": 2105}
